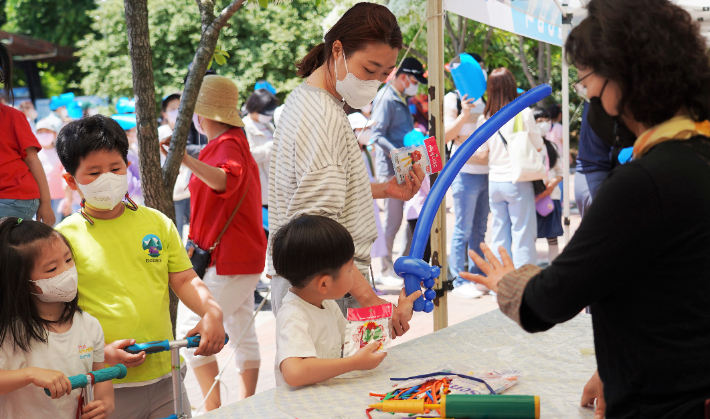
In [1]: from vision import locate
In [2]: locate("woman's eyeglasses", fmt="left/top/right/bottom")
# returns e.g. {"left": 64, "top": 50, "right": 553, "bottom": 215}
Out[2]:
{"left": 574, "top": 71, "right": 595, "bottom": 102}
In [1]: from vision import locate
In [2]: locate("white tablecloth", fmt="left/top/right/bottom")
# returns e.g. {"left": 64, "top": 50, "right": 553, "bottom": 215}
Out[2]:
{"left": 203, "top": 310, "right": 597, "bottom": 419}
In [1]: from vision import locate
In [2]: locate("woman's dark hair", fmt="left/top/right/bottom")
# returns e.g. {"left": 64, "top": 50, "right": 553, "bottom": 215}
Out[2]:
{"left": 546, "top": 104, "right": 561, "bottom": 122}
{"left": 483, "top": 68, "right": 518, "bottom": 118}
{"left": 245, "top": 89, "right": 279, "bottom": 115}
{"left": 0, "top": 218, "right": 80, "bottom": 352}
{"left": 271, "top": 214, "right": 355, "bottom": 288}
{"left": 566, "top": 0, "right": 710, "bottom": 127}
{"left": 296, "top": 3, "right": 403, "bottom": 78}
{"left": 56, "top": 114, "right": 129, "bottom": 176}
{"left": 0, "top": 44, "right": 13, "bottom": 104}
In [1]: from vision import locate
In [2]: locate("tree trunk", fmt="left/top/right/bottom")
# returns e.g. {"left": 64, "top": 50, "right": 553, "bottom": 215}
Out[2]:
{"left": 124, "top": 0, "right": 180, "bottom": 335}
{"left": 482, "top": 26, "right": 493, "bottom": 60}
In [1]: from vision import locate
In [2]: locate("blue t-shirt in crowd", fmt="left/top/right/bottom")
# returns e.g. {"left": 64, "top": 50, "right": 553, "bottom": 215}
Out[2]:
{"left": 370, "top": 85, "right": 415, "bottom": 178}
{"left": 576, "top": 102, "right": 612, "bottom": 174}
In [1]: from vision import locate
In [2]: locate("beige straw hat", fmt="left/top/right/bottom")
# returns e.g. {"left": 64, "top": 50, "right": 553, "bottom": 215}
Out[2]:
{"left": 193, "top": 75, "right": 244, "bottom": 127}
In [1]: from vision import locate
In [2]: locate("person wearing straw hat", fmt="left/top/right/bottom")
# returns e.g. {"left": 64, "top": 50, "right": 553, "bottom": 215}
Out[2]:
{"left": 165, "top": 75, "right": 265, "bottom": 410}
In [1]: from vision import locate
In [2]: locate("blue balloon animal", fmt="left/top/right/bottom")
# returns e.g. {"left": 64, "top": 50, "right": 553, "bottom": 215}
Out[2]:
{"left": 394, "top": 85, "right": 553, "bottom": 313}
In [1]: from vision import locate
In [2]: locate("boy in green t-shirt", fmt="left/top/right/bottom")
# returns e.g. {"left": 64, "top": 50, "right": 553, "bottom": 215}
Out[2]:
{"left": 55, "top": 115, "right": 225, "bottom": 419}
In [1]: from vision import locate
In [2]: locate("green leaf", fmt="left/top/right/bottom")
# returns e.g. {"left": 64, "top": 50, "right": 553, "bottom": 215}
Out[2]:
{"left": 258, "top": 0, "right": 268, "bottom": 8}
{"left": 214, "top": 53, "right": 227, "bottom": 66}
{"left": 207, "top": 57, "right": 214, "bottom": 70}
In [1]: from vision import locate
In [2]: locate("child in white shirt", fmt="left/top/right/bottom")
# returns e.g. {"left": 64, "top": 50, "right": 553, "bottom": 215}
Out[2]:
{"left": 272, "top": 214, "right": 419, "bottom": 387}
{"left": 0, "top": 218, "right": 113, "bottom": 419}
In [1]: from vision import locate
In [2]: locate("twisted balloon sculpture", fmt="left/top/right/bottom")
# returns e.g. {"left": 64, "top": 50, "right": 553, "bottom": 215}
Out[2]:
{"left": 394, "top": 84, "right": 553, "bottom": 312}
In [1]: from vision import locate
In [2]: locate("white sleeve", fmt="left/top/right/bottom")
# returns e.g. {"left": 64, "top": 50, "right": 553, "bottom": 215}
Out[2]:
{"left": 523, "top": 108, "right": 544, "bottom": 151}
{"left": 474, "top": 115, "right": 490, "bottom": 154}
{"left": 85, "top": 314, "right": 105, "bottom": 364}
{"left": 443, "top": 92, "right": 459, "bottom": 127}
{"left": 335, "top": 307, "right": 348, "bottom": 346}
{"left": 275, "top": 311, "right": 317, "bottom": 369}
{"left": 0, "top": 338, "right": 26, "bottom": 371}
{"left": 551, "top": 144, "right": 565, "bottom": 178}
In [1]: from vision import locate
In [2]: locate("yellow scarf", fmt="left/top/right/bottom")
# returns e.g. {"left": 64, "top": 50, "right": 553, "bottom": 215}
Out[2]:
{"left": 633, "top": 116, "right": 710, "bottom": 158}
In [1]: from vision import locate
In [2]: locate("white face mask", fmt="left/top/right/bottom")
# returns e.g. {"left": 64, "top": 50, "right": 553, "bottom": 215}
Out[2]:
{"left": 335, "top": 55, "right": 382, "bottom": 109}
{"left": 37, "top": 132, "right": 55, "bottom": 147}
{"left": 31, "top": 266, "right": 78, "bottom": 303}
{"left": 257, "top": 114, "right": 273, "bottom": 124}
{"left": 76, "top": 172, "right": 128, "bottom": 210}
{"left": 404, "top": 78, "right": 419, "bottom": 97}
{"left": 166, "top": 109, "right": 178, "bottom": 124}
{"left": 537, "top": 121, "right": 551, "bottom": 136}
{"left": 193, "top": 114, "right": 206, "bottom": 136}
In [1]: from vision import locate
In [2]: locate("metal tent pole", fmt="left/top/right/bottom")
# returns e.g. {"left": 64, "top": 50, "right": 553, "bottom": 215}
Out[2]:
{"left": 427, "top": 0, "right": 448, "bottom": 331}
{"left": 561, "top": 5, "right": 572, "bottom": 246}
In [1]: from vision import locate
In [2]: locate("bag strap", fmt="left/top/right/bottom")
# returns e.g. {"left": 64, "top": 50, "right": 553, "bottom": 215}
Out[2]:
{"left": 209, "top": 171, "right": 252, "bottom": 252}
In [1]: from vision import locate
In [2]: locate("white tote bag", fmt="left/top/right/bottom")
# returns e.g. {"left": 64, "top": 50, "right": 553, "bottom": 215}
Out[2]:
{"left": 499, "top": 114, "right": 547, "bottom": 183}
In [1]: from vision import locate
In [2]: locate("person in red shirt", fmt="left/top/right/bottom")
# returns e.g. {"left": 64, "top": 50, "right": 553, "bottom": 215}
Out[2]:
{"left": 162, "top": 75, "right": 265, "bottom": 410}
{"left": 0, "top": 44, "right": 55, "bottom": 225}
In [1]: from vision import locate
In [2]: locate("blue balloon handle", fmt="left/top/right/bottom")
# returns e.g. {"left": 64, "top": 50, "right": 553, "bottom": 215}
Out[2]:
{"left": 396, "top": 85, "right": 553, "bottom": 312}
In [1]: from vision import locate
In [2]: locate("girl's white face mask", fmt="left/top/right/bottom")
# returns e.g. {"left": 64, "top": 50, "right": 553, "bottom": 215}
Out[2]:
{"left": 166, "top": 109, "right": 178, "bottom": 124}
{"left": 37, "top": 132, "right": 55, "bottom": 147}
{"left": 31, "top": 266, "right": 78, "bottom": 303}
{"left": 335, "top": 54, "right": 382, "bottom": 109}
{"left": 76, "top": 172, "right": 128, "bottom": 210}
{"left": 403, "top": 78, "right": 419, "bottom": 97}
{"left": 257, "top": 114, "right": 273, "bottom": 124}
{"left": 537, "top": 121, "right": 551, "bottom": 137}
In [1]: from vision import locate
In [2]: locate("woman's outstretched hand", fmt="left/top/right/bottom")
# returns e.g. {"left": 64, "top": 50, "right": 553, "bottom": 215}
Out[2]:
{"left": 458, "top": 243, "right": 515, "bottom": 294}
{"left": 385, "top": 163, "right": 425, "bottom": 201}
{"left": 581, "top": 370, "right": 606, "bottom": 419}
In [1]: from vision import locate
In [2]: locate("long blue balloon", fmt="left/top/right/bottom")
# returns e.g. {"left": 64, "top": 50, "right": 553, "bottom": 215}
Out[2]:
{"left": 394, "top": 84, "right": 552, "bottom": 312}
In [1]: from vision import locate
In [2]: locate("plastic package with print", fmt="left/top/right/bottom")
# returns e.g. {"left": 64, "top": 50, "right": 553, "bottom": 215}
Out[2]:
{"left": 343, "top": 303, "right": 392, "bottom": 357}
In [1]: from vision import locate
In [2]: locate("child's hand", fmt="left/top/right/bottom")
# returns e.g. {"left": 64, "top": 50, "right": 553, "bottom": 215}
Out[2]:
{"left": 351, "top": 342, "right": 387, "bottom": 371}
{"left": 36, "top": 201, "right": 56, "bottom": 226}
{"left": 82, "top": 400, "right": 113, "bottom": 419}
{"left": 104, "top": 339, "right": 146, "bottom": 368}
{"left": 29, "top": 367, "right": 71, "bottom": 399}
{"left": 186, "top": 308, "right": 225, "bottom": 357}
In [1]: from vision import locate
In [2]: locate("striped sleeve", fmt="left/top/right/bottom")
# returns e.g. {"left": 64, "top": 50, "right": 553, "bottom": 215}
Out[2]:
{"left": 267, "top": 84, "right": 377, "bottom": 276}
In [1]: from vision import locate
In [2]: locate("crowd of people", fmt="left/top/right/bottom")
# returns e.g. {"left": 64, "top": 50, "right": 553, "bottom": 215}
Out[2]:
{"left": 1, "top": 0, "right": 710, "bottom": 418}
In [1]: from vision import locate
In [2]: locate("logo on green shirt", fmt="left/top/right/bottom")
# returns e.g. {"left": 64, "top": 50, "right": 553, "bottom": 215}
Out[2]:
{"left": 142, "top": 234, "right": 163, "bottom": 258}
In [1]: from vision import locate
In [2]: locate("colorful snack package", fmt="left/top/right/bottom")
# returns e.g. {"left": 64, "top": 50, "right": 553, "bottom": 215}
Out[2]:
{"left": 343, "top": 303, "right": 392, "bottom": 357}
{"left": 390, "top": 136, "right": 443, "bottom": 184}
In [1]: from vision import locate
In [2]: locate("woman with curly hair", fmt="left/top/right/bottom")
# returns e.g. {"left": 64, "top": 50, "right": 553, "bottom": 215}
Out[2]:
{"left": 460, "top": 0, "right": 710, "bottom": 418}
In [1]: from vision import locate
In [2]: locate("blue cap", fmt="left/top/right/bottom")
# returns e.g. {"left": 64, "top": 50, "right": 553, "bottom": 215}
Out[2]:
{"left": 403, "top": 129, "right": 427, "bottom": 147}
{"left": 111, "top": 114, "right": 137, "bottom": 130}
{"left": 49, "top": 92, "right": 75, "bottom": 111}
{"left": 67, "top": 101, "right": 84, "bottom": 119}
{"left": 517, "top": 88, "right": 525, "bottom": 94}
{"left": 116, "top": 97, "right": 136, "bottom": 114}
{"left": 254, "top": 80, "right": 276, "bottom": 96}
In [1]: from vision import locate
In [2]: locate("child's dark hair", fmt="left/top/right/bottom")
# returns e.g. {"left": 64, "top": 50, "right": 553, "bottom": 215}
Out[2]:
{"left": 546, "top": 104, "right": 561, "bottom": 121}
{"left": 56, "top": 114, "right": 129, "bottom": 175}
{"left": 0, "top": 218, "right": 80, "bottom": 352}
{"left": 543, "top": 140, "right": 559, "bottom": 169}
{"left": 0, "top": 44, "right": 13, "bottom": 104}
{"left": 245, "top": 89, "right": 279, "bottom": 115}
{"left": 271, "top": 215, "right": 355, "bottom": 288}
{"left": 532, "top": 107, "right": 550, "bottom": 121}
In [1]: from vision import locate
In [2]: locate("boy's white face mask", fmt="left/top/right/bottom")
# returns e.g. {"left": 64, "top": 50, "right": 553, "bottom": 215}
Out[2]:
{"left": 31, "top": 266, "right": 78, "bottom": 303}
{"left": 76, "top": 172, "right": 128, "bottom": 210}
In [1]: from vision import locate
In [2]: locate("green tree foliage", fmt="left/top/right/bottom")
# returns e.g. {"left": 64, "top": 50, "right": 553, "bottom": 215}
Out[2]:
{"left": 78, "top": 0, "right": 326, "bottom": 107}
{"left": 2, "top": 0, "right": 97, "bottom": 96}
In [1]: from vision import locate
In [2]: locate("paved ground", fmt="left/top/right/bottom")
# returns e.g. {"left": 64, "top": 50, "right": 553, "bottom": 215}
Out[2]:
{"left": 183, "top": 175, "right": 582, "bottom": 415}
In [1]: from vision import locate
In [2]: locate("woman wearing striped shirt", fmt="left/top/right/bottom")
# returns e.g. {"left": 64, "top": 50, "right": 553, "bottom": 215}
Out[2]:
{"left": 267, "top": 3, "right": 425, "bottom": 336}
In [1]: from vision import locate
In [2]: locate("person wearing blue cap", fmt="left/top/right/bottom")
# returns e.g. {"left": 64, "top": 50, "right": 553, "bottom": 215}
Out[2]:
{"left": 47, "top": 92, "right": 75, "bottom": 129}
{"left": 370, "top": 56, "right": 428, "bottom": 286}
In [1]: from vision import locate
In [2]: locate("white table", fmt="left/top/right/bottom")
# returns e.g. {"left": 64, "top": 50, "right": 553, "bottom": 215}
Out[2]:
{"left": 204, "top": 310, "right": 597, "bottom": 419}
